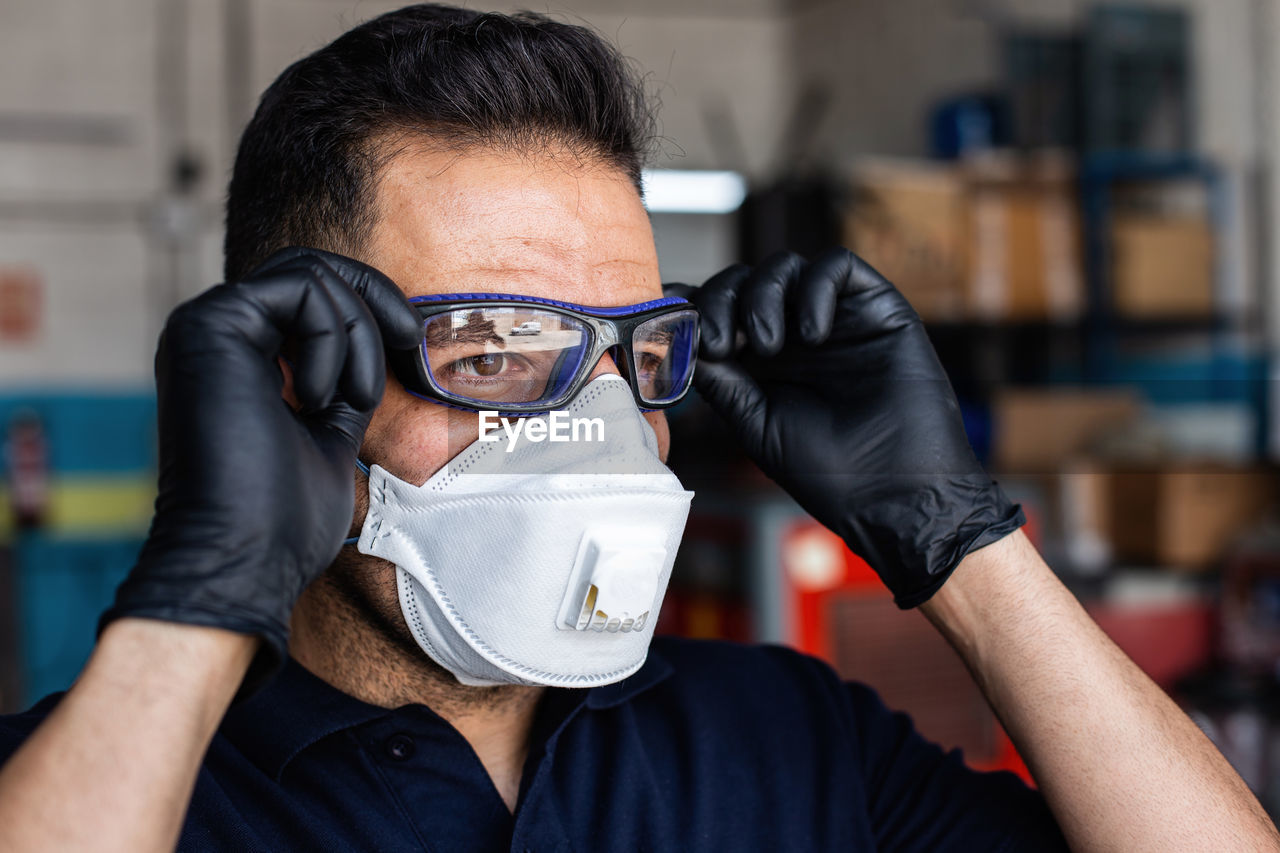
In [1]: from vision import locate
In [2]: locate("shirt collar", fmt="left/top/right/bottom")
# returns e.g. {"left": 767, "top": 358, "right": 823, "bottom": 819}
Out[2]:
{"left": 220, "top": 647, "right": 674, "bottom": 781}
{"left": 220, "top": 657, "right": 392, "bottom": 781}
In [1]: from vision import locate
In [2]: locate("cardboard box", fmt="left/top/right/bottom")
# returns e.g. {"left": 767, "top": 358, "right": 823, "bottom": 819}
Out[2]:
{"left": 1058, "top": 460, "right": 1115, "bottom": 573}
{"left": 845, "top": 161, "right": 970, "bottom": 321}
{"left": 967, "top": 164, "right": 1083, "bottom": 322}
{"left": 1111, "top": 215, "right": 1214, "bottom": 318}
{"left": 845, "top": 157, "right": 1083, "bottom": 323}
{"left": 993, "top": 388, "right": 1141, "bottom": 472}
{"left": 1108, "top": 465, "right": 1276, "bottom": 568}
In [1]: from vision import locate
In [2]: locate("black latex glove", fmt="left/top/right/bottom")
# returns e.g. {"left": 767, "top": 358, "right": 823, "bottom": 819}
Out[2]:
{"left": 667, "top": 248, "right": 1022, "bottom": 608}
{"left": 101, "top": 247, "right": 423, "bottom": 694}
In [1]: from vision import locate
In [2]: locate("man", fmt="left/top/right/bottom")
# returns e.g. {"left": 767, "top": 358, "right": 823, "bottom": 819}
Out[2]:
{"left": 0, "top": 5, "right": 1275, "bottom": 851}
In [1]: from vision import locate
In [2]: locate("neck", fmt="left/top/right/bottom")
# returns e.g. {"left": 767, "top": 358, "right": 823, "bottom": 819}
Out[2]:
{"left": 289, "top": 559, "right": 544, "bottom": 812}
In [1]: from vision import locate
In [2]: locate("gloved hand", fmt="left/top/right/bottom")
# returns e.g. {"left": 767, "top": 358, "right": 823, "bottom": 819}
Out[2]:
{"left": 668, "top": 248, "right": 1023, "bottom": 608}
{"left": 101, "top": 247, "right": 423, "bottom": 693}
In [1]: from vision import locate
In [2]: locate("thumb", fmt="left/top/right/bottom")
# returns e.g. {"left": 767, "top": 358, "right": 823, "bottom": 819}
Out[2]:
{"left": 662, "top": 282, "right": 697, "bottom": 300}
{"left": 309, "top": 395, "right": 376, "bottom": 454}
{"left": 258, "top": 246, "right": 424, "bottom": 352}
{"left": 693, "top": 359, "right": 770, "bottom": 455}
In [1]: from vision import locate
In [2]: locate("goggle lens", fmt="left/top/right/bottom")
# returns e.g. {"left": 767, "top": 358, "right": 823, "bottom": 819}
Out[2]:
{"left": 422, "top": 307, "right": 590, "bottom": 406}
{"left": 632, "top": 309, "right": 699, "bottom": 405}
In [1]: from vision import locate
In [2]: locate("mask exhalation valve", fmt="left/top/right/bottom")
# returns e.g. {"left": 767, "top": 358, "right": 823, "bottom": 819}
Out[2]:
{"left": 557, "top": 526, "right": 666, "bottom": 633}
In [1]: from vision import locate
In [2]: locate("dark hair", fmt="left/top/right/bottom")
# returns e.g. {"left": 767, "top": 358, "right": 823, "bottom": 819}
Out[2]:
{"left": 224, "top": 4, "right": 655, "bottom": 281}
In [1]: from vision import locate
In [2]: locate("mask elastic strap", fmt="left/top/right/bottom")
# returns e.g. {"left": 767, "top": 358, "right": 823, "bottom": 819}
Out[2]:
{"left": 342, "top": 457, "right": 373, "bottom": 546}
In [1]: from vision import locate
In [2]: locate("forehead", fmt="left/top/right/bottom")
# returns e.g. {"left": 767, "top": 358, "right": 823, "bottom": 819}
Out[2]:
{"left": 364, "top": 144, "right": 662, "bottom": 308}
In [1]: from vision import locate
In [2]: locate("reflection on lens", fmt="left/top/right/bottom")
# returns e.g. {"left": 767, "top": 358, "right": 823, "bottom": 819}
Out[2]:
{"left": 633, "top": 309, "right": 698, "bottom": 403}
{"left": 468, "top": 353, "right": 505, "bottom": 377}
{"left": 422, "top": 306, "right": 589, "bottom": 405}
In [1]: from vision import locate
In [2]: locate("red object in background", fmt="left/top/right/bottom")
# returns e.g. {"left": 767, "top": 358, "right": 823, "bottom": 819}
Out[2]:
{"left": 1085, "top": 602, "right": 1215, "bottom": 692}
{"left": 4, "top": 410, "right": 49, "bottom": 530}
{"left": 780, "top": 519, "right": 1033, "bottom": 785}
{"left": 657, "top": 590, "right": 753, "bottom": 643}
{"left": 657, "top": 511, "right": 754, "bottom": 643}
{"left": 0, "top": 268, "right": 41, "bottom": 342}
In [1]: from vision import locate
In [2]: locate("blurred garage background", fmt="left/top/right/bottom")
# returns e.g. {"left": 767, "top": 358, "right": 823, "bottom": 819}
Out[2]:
{"left": 6, "top": 0, "right": 1280, "bottom": 814}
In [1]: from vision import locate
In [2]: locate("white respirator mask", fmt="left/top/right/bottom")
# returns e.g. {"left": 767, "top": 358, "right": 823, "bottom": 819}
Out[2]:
{"left": 355, "top": 375, "right": 694, "bottom": 687}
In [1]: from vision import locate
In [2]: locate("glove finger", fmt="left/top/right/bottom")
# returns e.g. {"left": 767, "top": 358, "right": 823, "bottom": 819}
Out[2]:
{"left": 812, "top": 246, "right": 883, "bottom": 295}
{"left": 793, "top": 249, "right": 845, "bottom": 345}
{"left": 691, "top": 358, "right": 769, "bottom": 458}
{"left": 236, "top": 271, "right": 348, "bottom": 412}
{"left": 309, "top": 401, "right": 376, "bottom": 457}
{"left": 742, "top": 252, "right": 802, "bottom": 357}
{"left": 286, "top": 257, "right": 386, "bottom": 413}
{"left": 662, "top": 282, "right": 697, "bottom": 300}
{"left": 803, "top": 246, "right": 922, "bottom": 335}
{"left": 693, "top": 264, "right": 750, "bottom": 360}
{"left": 246, "top": 247, "right": 424, "bottom": 352}
{"left": 243, "top": 246, "right": 323, "bottom": 278}
{"left": 302, "top": 248, "right": 424, "bottom": 351}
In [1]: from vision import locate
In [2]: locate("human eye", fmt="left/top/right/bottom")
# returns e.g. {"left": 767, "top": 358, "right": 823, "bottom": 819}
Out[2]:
{"left": 635, "top": 348, "right": 668, "bottom": 376}
{"left": 438, "top": 351, "right": 532, "bottom": 388}
{"left": 432, "top": 349, "right": 548, "bottom": 404}
{"left": 448, "top": 352, "right": 519, "bottom": 379}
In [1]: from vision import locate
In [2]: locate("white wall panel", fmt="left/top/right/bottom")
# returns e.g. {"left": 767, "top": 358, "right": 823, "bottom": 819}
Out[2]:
{"left": 0, "top": 0, "right": 161, "bottom": 200}
{"left": 0, "top": 225, "right": 153, "bottom": 385}
{"left": 791, "top": 0, "right": 999, "bottom": 163}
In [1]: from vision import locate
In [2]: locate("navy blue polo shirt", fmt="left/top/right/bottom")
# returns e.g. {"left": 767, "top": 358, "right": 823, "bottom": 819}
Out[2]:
{"left": 1, "top": 636, "right": 1066, "bottom": 851}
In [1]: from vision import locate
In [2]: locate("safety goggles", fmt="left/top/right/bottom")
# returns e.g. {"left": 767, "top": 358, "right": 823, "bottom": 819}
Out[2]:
{"left": 389, "top": 293, "right": 700, "bottom": 413}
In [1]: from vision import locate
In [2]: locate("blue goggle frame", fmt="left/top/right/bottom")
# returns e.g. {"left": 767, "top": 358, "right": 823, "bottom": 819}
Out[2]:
{"left": 388, "top": 292, "right": 700, "bottom": 413}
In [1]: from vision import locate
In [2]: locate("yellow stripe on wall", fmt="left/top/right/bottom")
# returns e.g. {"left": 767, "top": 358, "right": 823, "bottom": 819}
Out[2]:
{"left": 0, "top": 476, "right": 155, "bottom": 540}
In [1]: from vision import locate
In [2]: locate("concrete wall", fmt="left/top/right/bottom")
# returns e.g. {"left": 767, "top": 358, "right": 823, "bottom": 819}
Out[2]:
{"left": 791, "top": 0, "right": 999, "bottom": 164}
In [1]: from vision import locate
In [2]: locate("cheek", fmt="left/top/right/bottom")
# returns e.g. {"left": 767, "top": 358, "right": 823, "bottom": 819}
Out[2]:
{"left": 362, "top": 378, "right": 483, "bottom": 486}
{"left": 348, "top": 469, "right": 369, "bottom": 538}
{"left": 645, "top": 411, "right": 670, "bottom": 463}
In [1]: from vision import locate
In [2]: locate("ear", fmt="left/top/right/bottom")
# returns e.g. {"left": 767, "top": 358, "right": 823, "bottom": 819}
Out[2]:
{"left": 278, "top": 356, "right": 301, "bottom": 411}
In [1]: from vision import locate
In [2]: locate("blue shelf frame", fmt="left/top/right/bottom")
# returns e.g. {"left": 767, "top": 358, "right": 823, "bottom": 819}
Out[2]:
{"left": 1078, "top": 152, "right": 1266, "bottom": 453}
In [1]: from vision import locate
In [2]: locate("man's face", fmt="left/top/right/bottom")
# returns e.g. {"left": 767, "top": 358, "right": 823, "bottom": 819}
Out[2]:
{"left": 358, "top": 143, "right": 670, "bottom": 495}
{"left": 297, "top": 144, "right": 672, "bottom": 671}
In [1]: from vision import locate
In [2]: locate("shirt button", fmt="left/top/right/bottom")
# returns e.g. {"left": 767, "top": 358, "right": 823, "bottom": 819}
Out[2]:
{"left": 384, "top": 733, "right": 416, "bottom": 761}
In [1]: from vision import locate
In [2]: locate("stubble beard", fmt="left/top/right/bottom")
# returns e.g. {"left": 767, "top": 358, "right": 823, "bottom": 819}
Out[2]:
{"left": 287, "top": 474, "right": 540, "bottom": 717}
